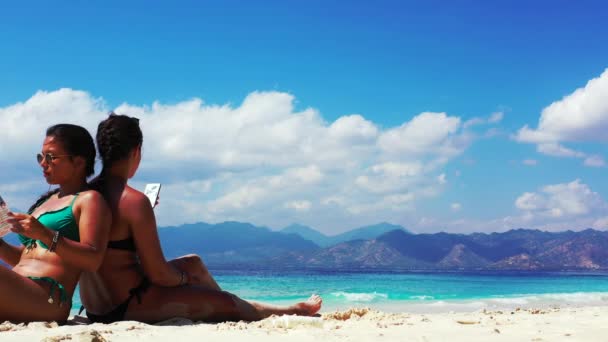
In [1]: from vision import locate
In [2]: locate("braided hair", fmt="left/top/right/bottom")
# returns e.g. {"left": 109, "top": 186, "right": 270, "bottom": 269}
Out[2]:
{"left": 28, "top": 124, "right": 96, "bottom": 213}
{"left": 96, "top": 112, "right": 143, "bottom": 172}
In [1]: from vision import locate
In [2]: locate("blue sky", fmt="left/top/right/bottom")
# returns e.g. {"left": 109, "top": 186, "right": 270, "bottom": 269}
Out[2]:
{"left": 1, "top": 1, "right": 607, "bottom": 234}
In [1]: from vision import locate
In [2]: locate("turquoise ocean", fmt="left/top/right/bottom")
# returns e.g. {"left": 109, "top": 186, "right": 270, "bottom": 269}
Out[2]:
{"left": 71, "top": 270, "right": 608, "bottom": 315}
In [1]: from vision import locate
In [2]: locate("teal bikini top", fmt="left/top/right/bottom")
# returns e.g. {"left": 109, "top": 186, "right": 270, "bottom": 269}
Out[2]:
{"left": 19, "top": 194, "right": 80, "bottom": 249}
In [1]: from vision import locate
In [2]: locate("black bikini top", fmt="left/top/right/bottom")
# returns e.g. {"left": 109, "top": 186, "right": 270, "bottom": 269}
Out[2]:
{"left": 107, "top": 237, "right": 136, "bottom": 252}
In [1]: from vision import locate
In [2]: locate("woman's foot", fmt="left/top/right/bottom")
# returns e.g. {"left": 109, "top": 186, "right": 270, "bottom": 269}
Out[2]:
{"left": 248, "top": 294, "right": 323, "bottom": 320}
{"left": 291, "top": 294, "right": 323, "bottom": 316}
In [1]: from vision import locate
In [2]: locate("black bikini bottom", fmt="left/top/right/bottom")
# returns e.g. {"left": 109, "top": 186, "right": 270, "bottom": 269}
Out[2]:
{"left": 81, "top": 277, "right": 150, "bottom": 324}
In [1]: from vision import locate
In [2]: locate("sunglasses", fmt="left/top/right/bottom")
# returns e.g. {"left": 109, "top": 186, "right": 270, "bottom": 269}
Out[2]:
{"left": 37, "top": 152, "right": 72, "bottom": 164}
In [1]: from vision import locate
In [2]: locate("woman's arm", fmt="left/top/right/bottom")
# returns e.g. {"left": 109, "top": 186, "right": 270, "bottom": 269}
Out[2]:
{"left": 9, "top": 191, "right": 111, "bottom": 272}
{"left": 126, "top": 191, "right": 185, "bottom": 287}
{"left": 0, "top": 239, "right": 23, "bottom": 267}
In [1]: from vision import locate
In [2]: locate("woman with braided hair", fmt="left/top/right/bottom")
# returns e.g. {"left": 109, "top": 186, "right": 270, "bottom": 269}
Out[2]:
{"left": 79, "top": 113, "right": 322, "bottom": 323}
{"left": 0, "top": 124, "right": 111, "bottom": 322}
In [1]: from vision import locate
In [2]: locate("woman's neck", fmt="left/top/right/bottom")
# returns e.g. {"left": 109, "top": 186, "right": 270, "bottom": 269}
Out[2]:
{"left": 101, "top": 160, "right": 131, "bottom": 183}
{"left": 58, "top": 179, "right": 88, "bottom": 197}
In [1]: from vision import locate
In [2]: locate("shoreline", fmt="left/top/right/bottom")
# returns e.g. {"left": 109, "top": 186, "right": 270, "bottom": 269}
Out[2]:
{"left": 248, "top": 290, "right": 608, "bottom": 314}
{"left": 2, "top": 305, "right": 607, "bottom": 341}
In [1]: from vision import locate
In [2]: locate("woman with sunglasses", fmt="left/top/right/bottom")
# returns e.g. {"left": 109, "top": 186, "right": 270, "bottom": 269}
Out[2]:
{"left": 0, "top": 124, "right": 111, "bottom": 322}
{"left": 79, "top": 113, "right": 321, "bottom": 323}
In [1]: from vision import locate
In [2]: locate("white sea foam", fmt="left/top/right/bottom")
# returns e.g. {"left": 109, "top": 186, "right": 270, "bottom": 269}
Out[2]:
{"left": 475, "top": 292, "right": 608, "bottom": 308}
{"left": 237, "top": 291, "right": 608, "bottom": 316}
{"left": 368, "top": 292, "right": 608, "bottom": 314}
{"left": 409, "top": 295, "right": 435, "bottom": 300}
{"left": 330, "top": 291, "right": 389, "bottom": 302}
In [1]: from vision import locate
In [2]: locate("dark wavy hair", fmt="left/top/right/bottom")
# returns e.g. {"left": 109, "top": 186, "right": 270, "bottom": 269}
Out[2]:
{"left": 28, "top": 124, "right": 96, "bottom": 213}
{"left": 96, "top": 112, "right": 143, "bottom": 170}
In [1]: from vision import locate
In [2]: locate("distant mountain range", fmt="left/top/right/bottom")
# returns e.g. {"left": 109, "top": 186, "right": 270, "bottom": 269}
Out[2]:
{"left": 158, "top": 221, "right": 318, "bottom": 266}
{"left": 280, "top": 222, "right": 411, "bottom": 247}
{"left": 155, "top": 221, "right": 608, "bottom": 271}
{"left": 2, "top": 221, "right": 607, "bottom": 271}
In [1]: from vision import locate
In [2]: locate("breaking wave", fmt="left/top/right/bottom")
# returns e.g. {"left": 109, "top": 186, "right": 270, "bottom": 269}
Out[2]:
{"left": 330, "top": 291, "right": 389, "bottom": 302}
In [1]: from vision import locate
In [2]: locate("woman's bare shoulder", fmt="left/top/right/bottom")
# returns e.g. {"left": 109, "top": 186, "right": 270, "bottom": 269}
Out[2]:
{"left": 73, "top": 190, "right": 111, "bottom": 218}
{"left": 119, "top": 185, "right": 154, "bottom": 219}
{"left": 76, "top": 189, "right": 106, "bottom": 204}
{"left": 122, "top": 186, "right": 149, "bottom": 204}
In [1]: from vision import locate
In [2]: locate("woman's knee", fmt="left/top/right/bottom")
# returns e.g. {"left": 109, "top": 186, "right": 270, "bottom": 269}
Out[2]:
{"left": 181, "top": 254, "right": 203, "bottom": 265}
{"left": 172, "top": 254, "right": 209, "bottom": 277}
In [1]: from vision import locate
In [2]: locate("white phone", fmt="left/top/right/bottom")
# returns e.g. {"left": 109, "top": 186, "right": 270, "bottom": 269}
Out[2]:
{"left": 143, "top": 183, "right": 162, "bottom": 208}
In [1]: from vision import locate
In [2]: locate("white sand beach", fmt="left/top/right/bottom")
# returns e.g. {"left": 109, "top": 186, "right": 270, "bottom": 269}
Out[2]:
{"left": 1, "top": 306, "right": 606, "bottom": 342}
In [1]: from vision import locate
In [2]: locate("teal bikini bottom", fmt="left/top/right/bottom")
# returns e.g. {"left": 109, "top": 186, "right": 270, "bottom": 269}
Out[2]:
{"left": 27, "top": 276, "right": 69, "bottom": 306}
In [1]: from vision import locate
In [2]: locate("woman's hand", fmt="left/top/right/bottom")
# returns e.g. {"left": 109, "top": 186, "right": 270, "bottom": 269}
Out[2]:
{"left": 7, "top": 212, "right": 49, "bottom": 241}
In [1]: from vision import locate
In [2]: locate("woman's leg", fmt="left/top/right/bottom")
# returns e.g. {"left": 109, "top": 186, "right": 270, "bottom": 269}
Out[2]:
{"left": 169, "top": 254, "right": 221, "bottom": 290}
{"left": 0, "top": 266, "right": 71, "bottom": 322}
{"left": 125, "top": 284, "right": 322, "bottom": 323}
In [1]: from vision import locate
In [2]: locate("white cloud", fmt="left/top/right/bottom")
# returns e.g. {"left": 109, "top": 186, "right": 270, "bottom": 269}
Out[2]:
{"left": 266, "top": 165, "right": 324, "bottom": 188}
{"left": 399, "top": 179, "right": 608, "bottom": 234}
{"left": 164, "top": 179, "right": 213, "bottom": 196}
{"left": 284, "top": 200, "right": 312, "bottom": 212}
{"left": 321, "top": 196, "right": 346, "bottom": 206}
{"left": 380, "top": 193, "right": 416, "bottom": 211}
{"left": 462, "top": 117, "right": 484, "bottom": 129}
{"left": 378, "top": 112, "right": 462, "bottom": 157}
{"left": 463, "top": 111, "right": 504, "bottom": 129}
{"left": 515, "top": 192, "right": 547, "bottom": 211}
{"left": 0, "top": 89, "right": 107, "bottom": 160}
{"left": 584, "top": 155, "right": 606, "bottom": 167}
{"left": 594, "top": 217, "right": 608, "bottom": 229}
{"left": 328, "top": 114, "right": 378, "bottom": 144}
{"left": 451, "top": 203, "right": 462, "bottom": 211}
{"left": 536, "top": 143, "right": 585, "bottom": 158}
{"left": 514, "top": 179, "right": 607, "bottom": 221}
{"left": 355, "top": 162, "right": 423, "bottom": 194}
{"left": 522, "top": 159, "right": 538, "bottom": 166}
{"left": 515, "top": 69, "right": 608, "bottom": 166}
{"left": 370, "top": 162, "right": 422, "bottom": 177}
{"left": 208, "top": 184, "right": 267, "bottom": 211}
{"left": 488, "top": 111, "right": 504, "bottom": 123}
{"left": 206, "top": 165, "right": 325, "bottom": 214}
{"left": 345, "top": 192, "right": 415, "bottom": 215}
{"left": 516, "top": 69, "right": 608, "bottom": 143}
{"left": 0, "top": 88, "right": 478, "bottom": 233}
{"left": 411, "top": 179, "right": 608, "bottom": 234}
{"left": 117, "top": 93, "right": 331, "bottom": 170}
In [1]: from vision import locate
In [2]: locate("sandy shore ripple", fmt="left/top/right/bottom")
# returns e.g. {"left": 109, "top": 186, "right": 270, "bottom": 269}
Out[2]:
{"left": 1, "top": 306, "right": 607, "bottom": 341}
